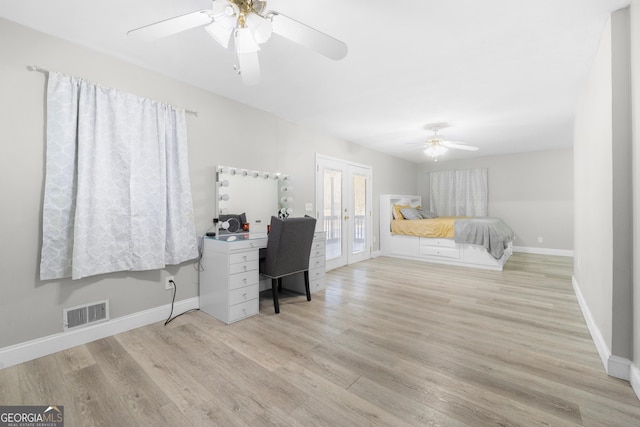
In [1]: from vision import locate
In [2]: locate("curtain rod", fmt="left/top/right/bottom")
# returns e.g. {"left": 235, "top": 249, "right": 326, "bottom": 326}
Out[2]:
{"left": 27, "top": 65, "right": 198, "bottom": 117}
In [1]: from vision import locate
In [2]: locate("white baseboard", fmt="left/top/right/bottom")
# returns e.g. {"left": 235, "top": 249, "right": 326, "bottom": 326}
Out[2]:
{"left": 571, "top": 275, "right": 630, "bottom": 381}
{"left": 608, "top": 355, "right": 632, "bottom": 381}
{"left": 513, "top": 246, "right": 574, "bottom": 257}
{"left": 631, "top": 363, "right": 640, "bottom": 401}
{"left": 0, "top": 297, "right": 199, "bottom": 370}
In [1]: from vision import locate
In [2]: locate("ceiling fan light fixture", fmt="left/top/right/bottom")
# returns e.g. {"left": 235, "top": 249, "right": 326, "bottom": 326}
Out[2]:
{"left": 235, "top": 27, "right": 261, "bottom": 53}
{"left": 245, "top": 12, "right": 273, "bottom": 44}
{"left": 211, "top": 1, "right": 239, "bottom": 27}
{"left": 424, "top": 144, "right": 448, "bottom": 159}
{"left": 205, "top": 22, "right": 233, "bottom": 48}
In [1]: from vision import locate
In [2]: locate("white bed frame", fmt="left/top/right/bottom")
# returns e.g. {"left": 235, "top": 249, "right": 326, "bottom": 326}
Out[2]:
{"left": 379, "top": 195, "right": 512, "bottom": 271}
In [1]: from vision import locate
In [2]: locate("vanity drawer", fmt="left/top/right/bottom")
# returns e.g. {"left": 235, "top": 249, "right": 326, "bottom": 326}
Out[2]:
{"left": 229, "top": 270, "right": 258, "bottom": 290}
{"left": 229, "top": 285, "right": 259, "bottom": 306}
{"left": 229, "top": 299, "right": 259, "bottom": 323}
{"left": 229, "top": 259, "right": 258, "bottom": 275}
{"left": 225, "top": 238, "right": 267, "bottom": 252}
{"left": 230, "top": 251, "right": 259, "bottom": 265}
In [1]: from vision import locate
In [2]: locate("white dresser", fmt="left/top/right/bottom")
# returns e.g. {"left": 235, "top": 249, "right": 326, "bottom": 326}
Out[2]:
{"left": 200, "top": 234, "right": 268, "bottom": 324}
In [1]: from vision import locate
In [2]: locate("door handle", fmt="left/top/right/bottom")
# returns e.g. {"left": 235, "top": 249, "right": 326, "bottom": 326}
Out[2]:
{"left": 344, "top": 216, "right": 350, "bottom": 220}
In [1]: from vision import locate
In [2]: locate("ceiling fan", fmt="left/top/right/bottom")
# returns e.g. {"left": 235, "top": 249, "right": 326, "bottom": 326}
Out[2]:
{"left": 127, "top": 0, "right": 348, "bottom": 85}
{"left": 421, "top": 124, "right": 479, "bottom": 161}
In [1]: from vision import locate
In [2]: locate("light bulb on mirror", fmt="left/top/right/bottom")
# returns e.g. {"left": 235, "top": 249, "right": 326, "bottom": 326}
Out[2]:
{"left": 219, "top": 193, "right": 230, "bottom": 201}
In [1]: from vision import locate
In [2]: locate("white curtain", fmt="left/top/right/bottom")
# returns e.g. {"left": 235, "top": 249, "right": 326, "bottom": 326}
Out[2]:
{"left": 40, "top": 72, "right": 198, "bottom": 280}
{"left": 429, "top": 168, "right": 488, "bottom": 217}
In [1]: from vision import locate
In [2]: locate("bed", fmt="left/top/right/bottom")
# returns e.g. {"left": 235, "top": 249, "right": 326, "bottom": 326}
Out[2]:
{"left": 379, "top": 194, "right": 514, "bottom": 271}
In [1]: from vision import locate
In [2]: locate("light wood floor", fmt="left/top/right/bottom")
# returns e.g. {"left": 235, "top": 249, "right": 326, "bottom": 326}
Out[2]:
{"left": 2, "top": 253, "right": 640, "bottom": 426}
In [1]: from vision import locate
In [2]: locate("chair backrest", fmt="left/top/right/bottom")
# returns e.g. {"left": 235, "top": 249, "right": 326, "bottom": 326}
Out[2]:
{"left": 262, "top": 216, "right": 317, "bottom": 278}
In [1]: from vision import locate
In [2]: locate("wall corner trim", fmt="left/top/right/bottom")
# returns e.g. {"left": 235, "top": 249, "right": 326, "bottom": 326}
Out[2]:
{"left": 572, "top": 275, "right": 610, "bottom": 372}
{"left": 631, "top": 363, "right": 640, "bottom": 401}
{"left": 0, "top": 297, "right": 200, "bottom": 370}
{"left": 608, "top": 355, "right": 631, "bottom": 381}
{"left": 572, "top": 275, "right": 630, "bottom": 381}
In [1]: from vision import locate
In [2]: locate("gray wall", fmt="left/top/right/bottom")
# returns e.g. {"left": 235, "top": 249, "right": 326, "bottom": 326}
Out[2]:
{"left": 631, "top": 0, "right": 640, "bottom": 391}
{"left": 573, "top": 6, "right": 635, "bottom": 371}
{"left": 0, "top": 18, "right": 417, "bottom": 349}
{"left": 416, "top": 149, "right": 574, "bottom": 251}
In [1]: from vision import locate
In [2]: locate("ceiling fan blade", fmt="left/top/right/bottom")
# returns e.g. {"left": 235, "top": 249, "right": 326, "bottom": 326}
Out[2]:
{"left": 443, "top": 142, "right": 479, "bottom": 151}
{"left": 237, "top": 51, "right": 261, "bottom": 85}
{"left": 127, "top": 10, "right": 211, "bottom": 40}
{"left": 266, "top": 11, "right": 348, "bottom": 60}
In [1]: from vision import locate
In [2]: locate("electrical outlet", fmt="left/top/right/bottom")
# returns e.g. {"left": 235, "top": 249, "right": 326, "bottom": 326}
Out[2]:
{"left": 165, "top": 276, "right": 175, "bottom": 290}
{"left": 537, "top": 236, "right": 543, "bottom": 243}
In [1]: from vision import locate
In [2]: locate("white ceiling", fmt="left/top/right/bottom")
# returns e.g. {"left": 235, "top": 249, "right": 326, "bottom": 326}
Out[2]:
{"left": 0, "top": 0, "right": 630, "bottom": 163}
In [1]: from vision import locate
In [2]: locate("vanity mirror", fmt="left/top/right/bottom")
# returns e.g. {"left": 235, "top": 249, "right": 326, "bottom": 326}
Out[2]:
{"left": 216, "top": 166, "right": 292, "bottom": 234}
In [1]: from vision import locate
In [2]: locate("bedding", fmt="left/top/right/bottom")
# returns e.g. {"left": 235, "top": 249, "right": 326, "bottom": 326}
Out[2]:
{"left": 454, "top": 218, "right": 514, "bottom": 259}
{"left": 391, "top": 217, "right": 460, "bottom": 238}
{"left": 391, "top": 216, "right": 514, "bottom": 259}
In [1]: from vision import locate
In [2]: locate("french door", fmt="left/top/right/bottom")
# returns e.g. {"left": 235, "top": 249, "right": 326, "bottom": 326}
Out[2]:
{"left": 316, "top": 155, "right": 372, "bottom": 271}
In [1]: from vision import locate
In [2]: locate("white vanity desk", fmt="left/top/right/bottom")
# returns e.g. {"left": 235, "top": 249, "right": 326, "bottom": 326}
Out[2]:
{"left": 199, "top": 233, "right": 268, "bottom": 324}
{"left": 199, "top": 231, "right": 327, "bottom": 324}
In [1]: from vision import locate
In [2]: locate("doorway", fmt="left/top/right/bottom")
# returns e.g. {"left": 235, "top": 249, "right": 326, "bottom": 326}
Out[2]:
{"left": 315, "top": 155, "right": 372, "bottom": 270}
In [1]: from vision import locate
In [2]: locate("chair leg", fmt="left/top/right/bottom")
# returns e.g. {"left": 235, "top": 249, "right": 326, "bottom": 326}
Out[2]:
{"left": 304, "top": 270, "right": 311, "bottom": 301}
{"left": 271, "top": 278, "right": 280, "bottom": 314}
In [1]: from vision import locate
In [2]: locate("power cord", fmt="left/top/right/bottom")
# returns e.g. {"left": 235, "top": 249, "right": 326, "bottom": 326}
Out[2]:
{"left": 164, "top": 279, "right": 199, "bottom": 326}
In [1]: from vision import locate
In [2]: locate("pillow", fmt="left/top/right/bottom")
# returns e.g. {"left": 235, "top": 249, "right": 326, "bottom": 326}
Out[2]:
{"left": 400, "top": 207, "right": 423, "bottom": 220}
{"left": 392, "top": 204, "right": 411, "bottom": 220}
{"left": 420, "top": 209, "right": 438, "bottom": 219}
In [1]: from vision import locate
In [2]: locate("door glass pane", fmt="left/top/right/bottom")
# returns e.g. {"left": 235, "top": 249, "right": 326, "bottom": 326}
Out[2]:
{"left": 352, "top": 174, "right": 366, "bottom": 253}
{"left": 324, "top": 168, "right": 342, "bottom": 260}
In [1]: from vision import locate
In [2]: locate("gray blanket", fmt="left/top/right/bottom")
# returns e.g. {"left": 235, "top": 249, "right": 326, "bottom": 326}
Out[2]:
{"left": 454, "top": 218, "right": 514, "bottom": 259}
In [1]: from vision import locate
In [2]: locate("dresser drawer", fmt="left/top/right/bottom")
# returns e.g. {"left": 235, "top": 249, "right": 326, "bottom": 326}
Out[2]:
{"left": 229, "top": 299, "right": 258, "bottom": 323}
{"left": 309, "top": 256, "right": 325, "bottom": 270}
{"left": 309, "top": 278, "right": 325, "bottom": 293}
{"left": 420, "top": 238, "right": 456, "bottom": 248}
{"left": 309, "top": 266, "right": 325, "bottom": 282}
{"left": 229, "top": 270, "right": 258, "bottom": 290}
{"left": 420, "top": 246, "right": 460, "bottom": 259}
{"left": 230, "top": 251, "right": 259, "bottom": 264}
{"left": 229, "top": 285, "right": 259, "bottom": 306}
{"left": 309, "top": 247, "right": 325, "bottom": 259}
{"left": 311, "top": 239, "right": 326, "bottom": 252}
{"left": 229, "top": 259, "right": 258, "bottom": 274}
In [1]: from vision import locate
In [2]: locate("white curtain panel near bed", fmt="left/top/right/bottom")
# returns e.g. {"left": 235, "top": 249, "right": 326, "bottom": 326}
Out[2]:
{"left": 40, "top": 72, "right": 198, "bottom": 280}
{"left": 429, "top": 168, "right": 488, "bottom": 217}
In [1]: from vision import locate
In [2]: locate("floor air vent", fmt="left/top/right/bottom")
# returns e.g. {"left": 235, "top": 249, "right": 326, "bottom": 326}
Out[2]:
{"left": 63, "top": 300, "right": 109, "bottom": 331}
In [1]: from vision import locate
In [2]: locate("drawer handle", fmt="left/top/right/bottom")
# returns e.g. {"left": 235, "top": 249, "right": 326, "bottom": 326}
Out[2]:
{"left": 242, "top": 308, "right": 247, "bottom": 314}
{"left": 242, "top": 255, "right": 247, "bottom": 261}
{"left": 243, "top": 292, "right": 247, "bottom": 299}
{"left": 243, "top": 278, "right": 247, "bottom": 284}
{"left": 250, "top": 243, "right": 255, "bottom": 247}
{"left": 243, "top": 265, "right": 247, "bottom": 271}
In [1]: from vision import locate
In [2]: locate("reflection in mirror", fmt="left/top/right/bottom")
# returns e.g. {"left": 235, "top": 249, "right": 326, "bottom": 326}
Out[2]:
{"left": 216, "top": 166, "right": 291, "bottom": 234}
